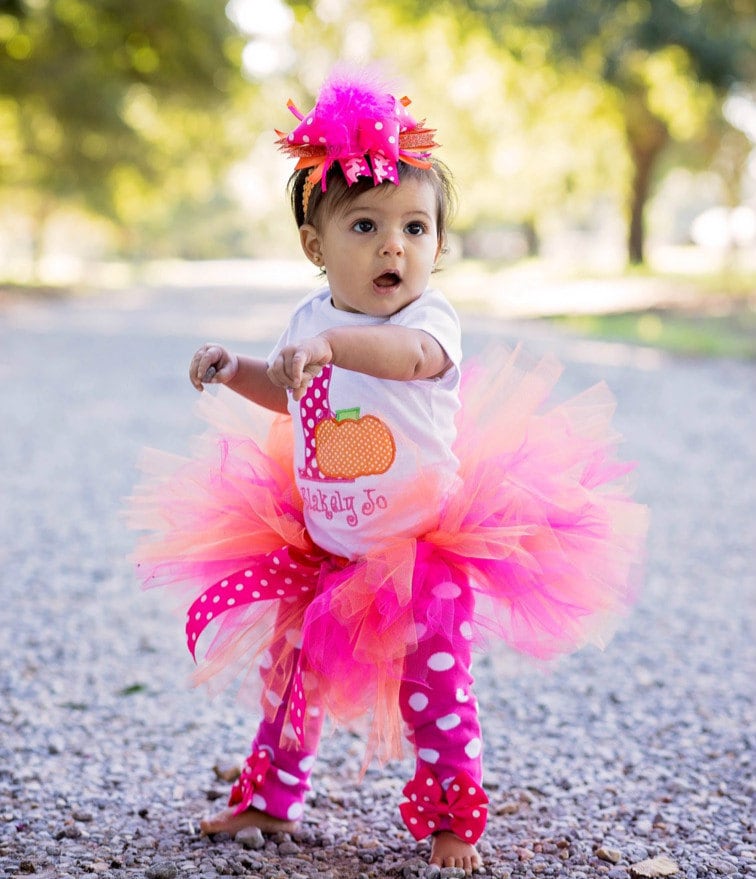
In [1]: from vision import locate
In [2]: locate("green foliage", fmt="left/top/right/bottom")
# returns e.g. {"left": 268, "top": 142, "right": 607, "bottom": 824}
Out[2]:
{"left": 554, "top": 304, "right": 756, "bottom": 360}
{"left": 376, "top": 0, "right": 755, "bottom": 264}
{"left": 0, "top": 0, "right": 247, "bottom": 229}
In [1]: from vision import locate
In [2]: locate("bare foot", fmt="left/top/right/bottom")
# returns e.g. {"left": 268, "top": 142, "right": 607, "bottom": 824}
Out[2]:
{"left": 429, "top": 831, "right": 482, "bottom": 875}
{"left": 199, "top": 805, "right": 298, "bottom": 837}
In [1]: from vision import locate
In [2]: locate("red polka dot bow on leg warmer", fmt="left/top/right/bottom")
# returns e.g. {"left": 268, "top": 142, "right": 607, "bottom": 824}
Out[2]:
{"left": 400, "top": 768, "right": 489, "bottom": 843}
{"left": 228, "top": 749, "right": 271, "bottom": 815}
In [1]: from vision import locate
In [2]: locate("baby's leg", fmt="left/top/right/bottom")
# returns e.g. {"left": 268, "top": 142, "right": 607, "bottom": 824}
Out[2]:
{"left": 199, "top": 699, "right": 321, "bottom": 835}
{"left": 202, "top": 628, "right": 323, "bottom": 835}
{"left": 400, "top": 583, "right": 486, "bottom": 874}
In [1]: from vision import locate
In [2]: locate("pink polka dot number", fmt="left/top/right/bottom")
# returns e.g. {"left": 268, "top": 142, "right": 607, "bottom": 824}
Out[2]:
{"left": 296, "top": 363, "right": 336, "bottom": 481}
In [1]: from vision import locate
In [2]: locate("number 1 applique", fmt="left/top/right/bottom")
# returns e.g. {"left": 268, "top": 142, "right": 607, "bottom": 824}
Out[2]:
{"left": 298, "top": 363, "right": 396, "bottom": 482}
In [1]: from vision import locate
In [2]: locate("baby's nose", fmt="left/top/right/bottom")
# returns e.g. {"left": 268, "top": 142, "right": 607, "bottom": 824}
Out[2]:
{"left": 380, "top": 232, "right": 404, "bottom": 256}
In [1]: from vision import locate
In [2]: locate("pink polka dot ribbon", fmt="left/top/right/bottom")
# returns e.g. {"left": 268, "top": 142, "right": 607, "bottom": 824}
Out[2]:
{"left": 185, "top": 546, "right": 322, "bottom": 661}
{"left": 185, "top": 545, "right": 325, "bottom": 746}
{"left": 399, "top": 767, "right": 489, "bottom": 843}
{"left": 228, "top": 748, "right": 271, "bottom": 815}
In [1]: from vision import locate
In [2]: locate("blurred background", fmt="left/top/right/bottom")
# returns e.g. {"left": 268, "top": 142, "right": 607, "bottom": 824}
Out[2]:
{"left": 1, "top": 0, "right": 755, "bottom": 337}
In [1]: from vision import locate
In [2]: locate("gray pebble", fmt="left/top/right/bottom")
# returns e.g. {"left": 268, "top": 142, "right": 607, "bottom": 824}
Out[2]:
{"left": 145, "top": 861, "right": 178, "bottom": 879}
{"left": 236, "top": 826, "right": 266, "bottom": 850}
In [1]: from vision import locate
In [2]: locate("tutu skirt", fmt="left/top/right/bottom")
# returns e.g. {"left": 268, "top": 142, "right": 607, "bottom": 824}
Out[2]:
{"left": 128, "top": 347, "right": 648, "bottom": 760}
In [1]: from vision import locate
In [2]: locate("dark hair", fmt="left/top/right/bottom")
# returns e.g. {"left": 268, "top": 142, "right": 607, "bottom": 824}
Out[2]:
{"left": 287, "top": 159, "right": 457, "bottom": 249}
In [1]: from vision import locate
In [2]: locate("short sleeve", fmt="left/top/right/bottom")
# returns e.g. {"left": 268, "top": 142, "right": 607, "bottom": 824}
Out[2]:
{"left": 390, "top": 289, "right": 463, "bottom": 374}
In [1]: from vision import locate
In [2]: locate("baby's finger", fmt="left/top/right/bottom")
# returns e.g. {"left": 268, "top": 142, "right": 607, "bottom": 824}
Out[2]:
{"left": 288, "top": 349, "right": 310, "bottom": 386}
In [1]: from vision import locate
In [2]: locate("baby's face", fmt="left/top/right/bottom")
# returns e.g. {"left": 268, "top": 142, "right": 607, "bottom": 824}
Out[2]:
{"left": 311, "top": 177, "right": 442, "bottom": 317}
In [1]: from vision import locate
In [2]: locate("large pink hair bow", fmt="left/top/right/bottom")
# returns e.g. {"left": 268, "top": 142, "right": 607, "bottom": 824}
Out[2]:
{"left": 276, "top": 65, "right": 439, "bottom": 194}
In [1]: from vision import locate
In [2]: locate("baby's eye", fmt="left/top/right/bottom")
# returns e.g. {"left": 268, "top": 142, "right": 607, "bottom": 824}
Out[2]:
{"left": 352, "top": 219, "right": 375, "bottom": 233}
{"left": 405, "top": 221, "right": 427, "bottom": 236}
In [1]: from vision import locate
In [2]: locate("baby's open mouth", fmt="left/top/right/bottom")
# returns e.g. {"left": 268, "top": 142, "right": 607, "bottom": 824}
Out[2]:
{"left": 374, "top": 271, "right": 401, "bottom": 288}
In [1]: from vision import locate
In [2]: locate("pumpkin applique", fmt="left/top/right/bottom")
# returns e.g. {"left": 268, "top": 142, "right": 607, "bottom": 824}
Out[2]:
{"left": 315, "top": 408, "right": 396, "bottom": 480}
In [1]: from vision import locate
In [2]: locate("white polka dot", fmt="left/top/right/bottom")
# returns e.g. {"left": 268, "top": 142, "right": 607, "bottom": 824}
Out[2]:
{"left": 433, "top": 582, "right": 462, "bottom": 599}
{"left": 418, "top": 748, "right": 440, "bottom": 764}
{"left": 459, "top": 621, "right": 473, "bottom": 640}
{"left": 251, "top": 794, "right": 266, "bottom": 810}
{"left": 299, "top": 755, "right": 316, "bottom": 773}
{"left": 375, "top": 121, "right": 383, "bottom": 130}
{"left": 227, "top": 598, "right": 236, "bottom": 606}
{"left": 428, "top": 652, "right": 454, "bottom": 672}
{"left": 408, "top": 692, "right": 429, "bottom": 712}
{"left": 456, "top": 688, "right": 470, "bottom": 703}
{"left": 436, "top": 713, "right": 461, "bottom": 731}
{"left": 278, "top": 769, "right": 299, "bottom": 786}
{"left": 465, "top": 829, "right": 473, "bottom": 838}
{"left": 287, "top": 802, "right": 304, "bottom": 820}
{"left": 465, "top": 737, "right": 482, "bottom": 759}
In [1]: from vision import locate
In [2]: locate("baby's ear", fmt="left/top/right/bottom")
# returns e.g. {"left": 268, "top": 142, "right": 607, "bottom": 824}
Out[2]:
{"left": 299, "top": 224, "right": 323, "bottom": 266}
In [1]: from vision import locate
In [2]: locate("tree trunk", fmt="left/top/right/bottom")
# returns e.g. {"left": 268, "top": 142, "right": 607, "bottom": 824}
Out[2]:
{"left": 624, "top": 97, "right": 669, "bottom": 266}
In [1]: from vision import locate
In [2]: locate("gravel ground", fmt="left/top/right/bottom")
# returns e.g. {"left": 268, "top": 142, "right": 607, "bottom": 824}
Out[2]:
{"left": 1, "top": 281, "right": 753, "bottom": 879}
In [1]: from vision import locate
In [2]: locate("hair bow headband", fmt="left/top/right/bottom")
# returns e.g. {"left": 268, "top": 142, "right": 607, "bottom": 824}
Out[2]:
{"left": 276, "top": 66, "right": 439, "bottom": 212}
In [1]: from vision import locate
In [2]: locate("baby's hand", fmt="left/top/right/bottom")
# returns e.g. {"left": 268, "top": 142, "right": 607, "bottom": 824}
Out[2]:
{"left": 190, "top": 343, "right": 239, "bottom": 392}
{"left": 267, "top": 335, "right": 332, "bottom": 401}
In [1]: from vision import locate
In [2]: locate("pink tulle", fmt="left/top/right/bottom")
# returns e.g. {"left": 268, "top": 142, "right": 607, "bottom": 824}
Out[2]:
{"left": 127, "top": 348, "right": 648, "bottom": 761}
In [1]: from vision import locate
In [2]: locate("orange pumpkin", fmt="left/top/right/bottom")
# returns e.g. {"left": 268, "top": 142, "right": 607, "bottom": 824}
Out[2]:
{"left": 315, "top": 413, "right": 396, "bottom": 479}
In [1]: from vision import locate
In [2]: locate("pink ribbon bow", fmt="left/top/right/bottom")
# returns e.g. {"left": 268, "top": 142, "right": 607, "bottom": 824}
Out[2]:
{"left": 185, "top": 545, "right": 326, "bottom": 747}
{"left": 185, "top": 545, "right": 322, "bottom": 661}
{"left": 228, "top": 748, "right": 271, "bottom": 815}
{"left": 399, "top": 768, "right": 489, "bottom": 843}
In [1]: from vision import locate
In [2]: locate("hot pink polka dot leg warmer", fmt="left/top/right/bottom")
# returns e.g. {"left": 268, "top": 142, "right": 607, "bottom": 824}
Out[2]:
{"left": 398, "top": 584, "right": 488, "bottom": 842}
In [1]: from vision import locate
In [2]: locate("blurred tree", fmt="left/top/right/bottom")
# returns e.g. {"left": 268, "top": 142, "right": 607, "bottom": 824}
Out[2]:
{"left": 0, "top": 0, "right": 246, "bottom": 267}
{"left": 271, "top": 4, "right": 630, "bottom": 261}
{"left": 401, "top": 0, "right": 756, "bottom": 263}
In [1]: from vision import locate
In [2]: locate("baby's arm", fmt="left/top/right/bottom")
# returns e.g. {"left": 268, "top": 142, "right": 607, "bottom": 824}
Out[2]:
{"left": 268, "top": 325, "right": 450, "bottom": 401}
{"left": 190, "top": 343, "right": 289, "bottom": 414}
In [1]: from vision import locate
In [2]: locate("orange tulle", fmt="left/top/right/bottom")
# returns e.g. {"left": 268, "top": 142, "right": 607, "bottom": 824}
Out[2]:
{"left": 127, "top": 348, "right": 648, "bottom": 762}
